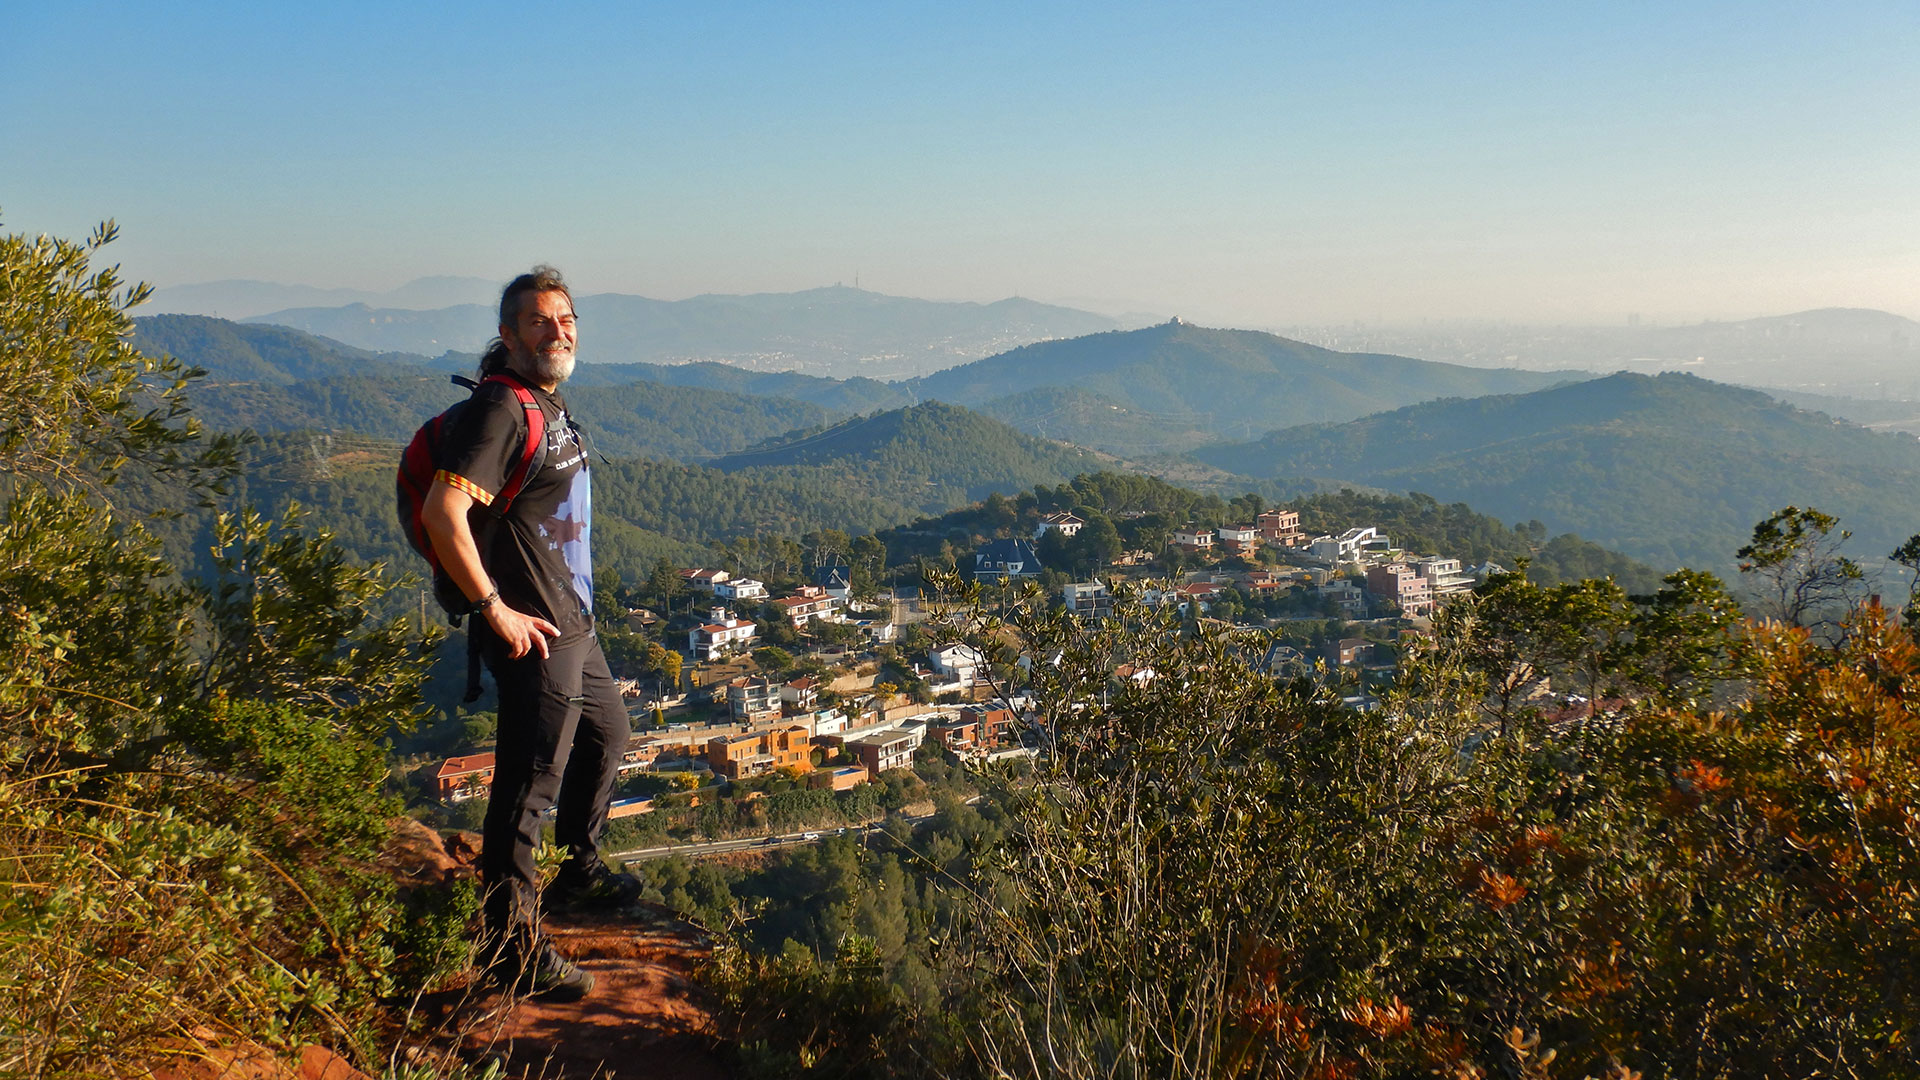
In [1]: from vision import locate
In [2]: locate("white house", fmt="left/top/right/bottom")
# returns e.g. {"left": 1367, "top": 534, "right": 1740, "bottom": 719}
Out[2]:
{"left": 678, "top": 568, "right": 730, "bottom": 593}
{"left": 715, "top": 577, "right": 767, "bottom": 601}
{"left": 1062, "top": 580, "right": 1111, "bottom": 619}
{"left": 1309, "top": 527, "right": 1393, "bottom": 565}
{"left": 1173, "top": 528, "right": 1216, "bottom": 552}
{"left": 773, "top": 586, "right": 840, "bottom": 627}
{"left": 689, "top": 606, "right": 757, "bottom": 661}
{"left": 930, "top": 643, "right": 985, "bottom": 684}
{"left": 1033, "top": 512, "right": 1085, "bottom": 541}
{"left": 1415, "top": 557, "right": 1474, "bottom": 598}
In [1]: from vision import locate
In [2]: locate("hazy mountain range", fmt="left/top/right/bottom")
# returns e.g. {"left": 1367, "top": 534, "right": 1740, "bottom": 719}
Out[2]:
{"left": 134, "top": 310, "right": 1920, "bottom": 580}
{"left": 176, "top": 285, "right": 1124, "bottom": 379}
{"left": 1279, "top": 308, "right": 1920, "bottom": 400}
{"left": 147, "top": 276, "right": 501, "bottom": 320}
{"left": 910, "top": 321, "right": 1576, "bottom": 453}
{"left": 1192, "top": 371, "right": 1920, "bottom": 571}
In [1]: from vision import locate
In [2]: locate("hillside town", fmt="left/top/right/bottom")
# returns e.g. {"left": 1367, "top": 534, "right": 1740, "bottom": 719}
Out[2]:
{"left": 422, "top": 503, "right": 1507, "bottom": 811}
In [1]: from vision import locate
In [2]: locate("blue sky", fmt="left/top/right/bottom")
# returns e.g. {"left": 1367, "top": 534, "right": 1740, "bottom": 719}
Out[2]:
{"left": 5, "top": 2, "right": 1916, "bottom": 324}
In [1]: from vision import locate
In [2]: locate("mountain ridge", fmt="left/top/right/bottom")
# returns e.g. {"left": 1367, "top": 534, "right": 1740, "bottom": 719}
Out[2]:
{"left": 235, "top": 286, "right": 1119, "bottom": 379}
{"left": 1190, "top": 371, "right": 1920, "bottom": 569}
{"left": 910, "top": 320, "right": 1580, "bottom": 452}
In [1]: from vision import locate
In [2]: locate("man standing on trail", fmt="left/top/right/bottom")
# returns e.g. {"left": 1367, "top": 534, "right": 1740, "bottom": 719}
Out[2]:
{"left": 422, "top": 266, "right": 641, "bottom": 1002}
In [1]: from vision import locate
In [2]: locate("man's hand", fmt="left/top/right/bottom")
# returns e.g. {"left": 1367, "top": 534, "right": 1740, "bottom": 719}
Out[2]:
{"left": 422, "top": 476, "right": 561, "bottom": 658}
{"left": 484, "top": 601, "right": 561, "bottom": 660}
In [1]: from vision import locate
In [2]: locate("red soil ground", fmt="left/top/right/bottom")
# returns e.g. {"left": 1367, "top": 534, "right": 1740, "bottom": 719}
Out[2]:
{"left": 389, "top": 823, "right": 733, "bottom": 1080}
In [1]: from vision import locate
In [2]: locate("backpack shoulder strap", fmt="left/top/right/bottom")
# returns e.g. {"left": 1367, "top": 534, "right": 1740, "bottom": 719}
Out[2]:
{"left": 478, "top": 372, "right": 546, "bottom": 512}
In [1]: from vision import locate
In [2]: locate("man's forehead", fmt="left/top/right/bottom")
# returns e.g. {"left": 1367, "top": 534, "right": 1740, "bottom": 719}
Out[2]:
{"left": 521, "top": 291, "right": 575, "bottom": 319}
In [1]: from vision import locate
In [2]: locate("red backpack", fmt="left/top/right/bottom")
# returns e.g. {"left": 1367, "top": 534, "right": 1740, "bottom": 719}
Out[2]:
{"left": 396, "top": 372, "right": 547, "bottom": 621}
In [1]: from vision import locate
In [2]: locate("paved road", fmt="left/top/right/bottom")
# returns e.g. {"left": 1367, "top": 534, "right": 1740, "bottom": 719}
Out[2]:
{"left": 607, "top": 797, "right": 974, "bottom": 864}
{"left": 608, "top": 822, "right": 888, "bottom": 864}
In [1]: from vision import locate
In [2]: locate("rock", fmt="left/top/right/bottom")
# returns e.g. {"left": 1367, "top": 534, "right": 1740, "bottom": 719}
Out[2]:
{"left": 381, "top": 818, "right": 479, "bottom": 888}
{"left": 147, "top": 1037, "right": 372, "bottom": 1080}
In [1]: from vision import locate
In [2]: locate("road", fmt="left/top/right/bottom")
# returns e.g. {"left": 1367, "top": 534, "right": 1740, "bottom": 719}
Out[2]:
{"left": 608, "top": 821, "right": 887, "bottom": 864}
{"left": 606, "top": 807, "right": 951, "bottom": 863}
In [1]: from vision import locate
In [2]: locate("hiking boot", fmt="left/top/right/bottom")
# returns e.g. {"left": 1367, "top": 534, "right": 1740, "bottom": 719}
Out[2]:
{"left": 545, "top": 857, "right": 645, "bottom": 911}
{"left": 484, "top": 933, "right": 595, "bottom": 1003}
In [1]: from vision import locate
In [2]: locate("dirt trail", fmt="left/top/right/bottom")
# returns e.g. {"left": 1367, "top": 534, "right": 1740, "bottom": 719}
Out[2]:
{"left": 408, "top": 907, "right": 728, "bottom": 1080}
{"left": 389, "top": 823, "right": 732, "bottom": 1080}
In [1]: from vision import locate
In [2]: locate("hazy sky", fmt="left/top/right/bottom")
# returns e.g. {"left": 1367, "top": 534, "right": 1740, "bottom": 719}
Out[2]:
{"left": 6, "top": 2, "right": 1916, "bottom": 326}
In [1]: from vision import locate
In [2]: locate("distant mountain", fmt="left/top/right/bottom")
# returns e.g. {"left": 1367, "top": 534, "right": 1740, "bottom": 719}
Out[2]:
{"left": 909, "top": 320, "right": 1576, "bottom": 452}
{"left": 1191, "top": 371, "right": 1920, "bottom": 570}
{"left": 711, "top": 401, "right": 1105, "bottom": 513}
{"left": 191, "top": 376, "right": 833, "bottom": 463}
{"left": 137, "top": 315, "right": 838, "bottom": 462}
{"left": 562, "top": 360, "right": 912, "bottom": 415}
{"left": 1753, "top": 387, "right": 1920, "bottom": 435}
{"left": 133, "top": 314, "right": 431, "bottom": 383}
{"left": 147, "top": 276, "right": 500, "bottom": 320}
{"left": 250, "top": 303, "right": 495, "bottom": 356}
{"left": 1283, "top": 308, "right": 1920, "bottom": 399}
{"left": 243, "top": 286, "right": 1121, "bottom": 379}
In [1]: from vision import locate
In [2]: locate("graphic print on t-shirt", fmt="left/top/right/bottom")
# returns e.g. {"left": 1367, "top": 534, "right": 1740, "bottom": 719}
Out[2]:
{"left": 538, "top": 410, "right": 593, "bottom": 614}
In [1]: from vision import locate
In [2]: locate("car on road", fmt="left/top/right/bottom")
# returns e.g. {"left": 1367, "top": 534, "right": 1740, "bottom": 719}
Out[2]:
{"left": 801, "top": 831, "right": 822, "bottom": 841}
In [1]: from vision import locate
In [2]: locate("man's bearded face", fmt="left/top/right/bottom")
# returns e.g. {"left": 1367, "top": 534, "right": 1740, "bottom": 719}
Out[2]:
{"left": 502, "top": 289, "right": 577, "bottom": 385}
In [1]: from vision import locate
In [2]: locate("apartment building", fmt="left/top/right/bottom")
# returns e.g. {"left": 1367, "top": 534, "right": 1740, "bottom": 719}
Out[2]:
{"left": 706, "top": 724, "right": 812, "bottom": 780}
{"left": 1416, "top": 556, "right": 1474, "bottom": 599}
{"left": 726, "top": 675, "right": 782, "bottom": 723}
{"left": 850, "top": 729, "right": 919, "bottom": 774}
{"left": 1256, "top": 508, "right": 1307, "bottom": 547}
{"left": 1366, "top": 563, "right": 1434, "bottom": 617}
{"left": 1310, "top": 527, "right": 1392, "bottom": 566}
{"left": 1062, "top": 580, "right": 1112, "bottom": 619}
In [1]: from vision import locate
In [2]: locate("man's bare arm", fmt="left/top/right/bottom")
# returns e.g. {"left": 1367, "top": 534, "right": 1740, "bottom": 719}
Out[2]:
{"left": 422, "top": 478, "right": 560, "bottom": 660}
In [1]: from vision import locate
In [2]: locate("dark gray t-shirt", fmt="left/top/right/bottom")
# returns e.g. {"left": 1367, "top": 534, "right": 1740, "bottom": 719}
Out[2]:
{"left": 435, "top": 375, "right": 594, "bottom": 642}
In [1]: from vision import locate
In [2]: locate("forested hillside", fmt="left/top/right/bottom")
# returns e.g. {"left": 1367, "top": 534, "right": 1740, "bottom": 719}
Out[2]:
{"left": 139, "top": 315, "right": 901, "bottom": 461}
{"left": 133, "top": 312, "right": 428, "bottom": 382}
{"left": 1192, "top": 371, "right": 1920, "bottom": 569}
{"left": 975, "top": 384, "right": 1222, "bottom": 456}
{"left": 563, "top": 358, "right": 912, "bottom": 414}
{"left": 910, "top": 320, "right": 1575, "bottom": 452}
{"left": 713, "top": 401, "right": 1105, "bottom": 510}
{"left": 192, "top": 374, "right": 834, "bottom": 461}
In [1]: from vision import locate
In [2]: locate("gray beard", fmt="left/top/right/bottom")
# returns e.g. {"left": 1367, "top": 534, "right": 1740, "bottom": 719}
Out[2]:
{"left": 512, "top": 345, "right": 575, "bottom": 385}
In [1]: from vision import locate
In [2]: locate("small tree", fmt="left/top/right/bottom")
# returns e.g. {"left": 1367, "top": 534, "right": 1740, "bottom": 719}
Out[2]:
{"left": 1736, "top": 505, "right": 1863, "bottom": 630}
{"left": 1888, "top": 531, "right": 1920, "bottom": 625}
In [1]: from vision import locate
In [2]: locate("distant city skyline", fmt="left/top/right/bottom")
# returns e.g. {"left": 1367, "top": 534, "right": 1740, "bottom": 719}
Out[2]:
{"left": 6, "top": 2, "right": 1915, "bottom": 327}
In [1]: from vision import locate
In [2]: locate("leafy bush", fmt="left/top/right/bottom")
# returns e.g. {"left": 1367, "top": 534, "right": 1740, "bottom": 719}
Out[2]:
{"left": 932, "top": 575, "right": 1920, "bottom": 1078}
{"left": 0, "top": 219, "right": 440, "bottom": 1076}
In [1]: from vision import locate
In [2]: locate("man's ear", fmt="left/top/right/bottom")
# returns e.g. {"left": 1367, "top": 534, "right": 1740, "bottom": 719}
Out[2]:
{"left": 498, "top": 323, "right": 517, "bottom": 349}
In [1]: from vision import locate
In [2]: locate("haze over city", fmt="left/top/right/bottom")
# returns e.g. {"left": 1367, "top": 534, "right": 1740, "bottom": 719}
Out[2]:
{"left": 6, "top": 2, "right": 1916, "bottom": 328}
